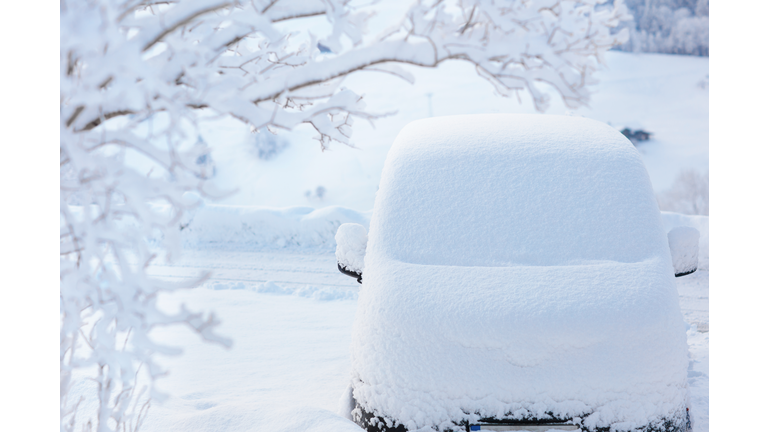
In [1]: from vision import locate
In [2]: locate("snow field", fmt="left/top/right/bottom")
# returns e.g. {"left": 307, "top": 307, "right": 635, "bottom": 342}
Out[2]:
{"left": 146, "top": 249, "right": 361, "bottom": 301}
{"left": 146, "top": 288, "right": 361, "bottom": 432}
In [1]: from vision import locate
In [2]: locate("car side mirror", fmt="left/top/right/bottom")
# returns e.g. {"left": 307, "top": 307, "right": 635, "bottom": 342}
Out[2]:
{"left": 335, "top": 223, "right": 368, "bottom": 284}
{"left": 668, "top": 226, "right": 700, "bottom": 277}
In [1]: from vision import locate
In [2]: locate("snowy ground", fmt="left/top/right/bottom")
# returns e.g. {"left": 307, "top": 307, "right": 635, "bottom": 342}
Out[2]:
{"left": 134, "top": 243, "right": 709, "bottom": 432}
{"left": 144, "top": 250, "right": 361, "bottom": 432}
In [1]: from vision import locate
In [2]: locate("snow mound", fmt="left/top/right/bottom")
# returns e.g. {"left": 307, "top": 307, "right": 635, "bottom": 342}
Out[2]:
{"left": 180, "top": 204, "right": 371, "bottom": 250}
{"left": 668, "top": 226, "right": 700, "bottom": 276}
{"left": 335, "top": 223, "right": 368, "bottom": 274}
{"left": 351, "top": 114, "right": 689, "bottom": 431}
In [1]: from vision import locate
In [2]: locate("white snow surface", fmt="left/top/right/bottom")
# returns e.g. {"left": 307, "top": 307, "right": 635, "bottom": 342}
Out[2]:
{"left": 180, "top": 204, "right": 371, "bottom": 250}
{"left": 668, "top": 227, "right": 700, "bottom": 275}
{"left": 335, "top": 223, "right": 368, "bottom": 274}
{"left": 369, "top": 114, "right": 668, "bottom": 267}
{"left": 351, "top": 114, "right": 690, "bottom": 431}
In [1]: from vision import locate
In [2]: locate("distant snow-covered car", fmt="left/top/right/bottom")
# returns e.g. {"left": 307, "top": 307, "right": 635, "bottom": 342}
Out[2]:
{"left": 335, "top": 114, "right": 694, "bottom": 432}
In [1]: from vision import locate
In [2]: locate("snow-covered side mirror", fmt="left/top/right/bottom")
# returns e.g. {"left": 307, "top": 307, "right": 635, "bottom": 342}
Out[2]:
{"left": 668, "top": 226, "right": 700, "bottom": 277}
{"left": 335, "top": 223, "right": 368, "bottom": 284}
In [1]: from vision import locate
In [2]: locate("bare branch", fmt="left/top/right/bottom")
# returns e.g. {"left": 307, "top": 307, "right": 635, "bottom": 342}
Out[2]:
{"left": 79, "top": 110, "right": 136, "bottom": 132}
{"left": 65, "top": 106, "right": 84, "bottom": 128}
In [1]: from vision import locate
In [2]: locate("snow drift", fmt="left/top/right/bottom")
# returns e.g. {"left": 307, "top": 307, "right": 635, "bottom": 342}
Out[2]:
{"left": 350, "top": 114, "right": 690, "bottom": 431}
{"left": 179, "top": 204, "right": 371, "bottom": 250}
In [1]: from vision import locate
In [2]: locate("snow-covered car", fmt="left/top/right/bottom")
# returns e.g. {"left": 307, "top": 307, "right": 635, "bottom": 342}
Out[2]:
{"left": 335, "top": 114, "right": 694, "bottom": 432}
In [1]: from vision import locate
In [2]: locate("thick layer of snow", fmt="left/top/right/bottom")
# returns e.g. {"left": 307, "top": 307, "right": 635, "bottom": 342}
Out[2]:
{"left": 353, "top": 259, "right": 689, "bottom": 430}
{"left": 351, "top": 114, "right": 689, "bottom": 431}
{"left": 335, "top": 223, "right": 368, "bottom": 274}
{"left": 369, "top": 114, "right": 668, "bottom": 267}
{"left": 668, "top": 227, "right": 700, "bottom": 275}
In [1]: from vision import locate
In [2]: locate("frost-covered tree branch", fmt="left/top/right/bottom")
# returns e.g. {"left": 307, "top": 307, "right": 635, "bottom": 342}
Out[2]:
{"left": 60, "top": 0, "right": 629, "bottom": 430}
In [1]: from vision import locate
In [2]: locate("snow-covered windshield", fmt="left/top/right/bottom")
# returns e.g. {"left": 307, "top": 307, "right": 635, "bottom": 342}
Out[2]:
{"left": 368, "top": 114, "right": 667, "bottom": 267}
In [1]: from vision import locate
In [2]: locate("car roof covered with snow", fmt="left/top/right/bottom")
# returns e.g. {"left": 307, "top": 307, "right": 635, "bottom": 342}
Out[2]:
{"left": 350, "top": 114, "right": 689, "bottom": 431}
{"left": 368, "top": 114, "right": 667, "bottom": 268}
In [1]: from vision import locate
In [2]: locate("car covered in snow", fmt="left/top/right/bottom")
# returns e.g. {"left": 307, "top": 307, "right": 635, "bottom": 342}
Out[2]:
{"left": 335, "top": 114, "right": 695, "bottom": 432}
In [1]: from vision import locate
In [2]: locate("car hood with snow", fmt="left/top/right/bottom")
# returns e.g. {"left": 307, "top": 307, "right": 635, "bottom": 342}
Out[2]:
{"left": 348, "top": 114, "right": 690, "bottom": 431}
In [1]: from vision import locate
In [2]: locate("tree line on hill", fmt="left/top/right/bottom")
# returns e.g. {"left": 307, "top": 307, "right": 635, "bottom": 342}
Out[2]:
{"left": 612, "top": 0, "right": 708, "bottom": 56}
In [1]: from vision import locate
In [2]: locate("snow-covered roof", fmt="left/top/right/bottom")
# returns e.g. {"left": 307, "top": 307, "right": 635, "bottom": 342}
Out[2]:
{"left": 367, "top": 114, "right": 667, "bottom": 267}
{"left": 351, "top": 114, "right": 689, "bottom": 431}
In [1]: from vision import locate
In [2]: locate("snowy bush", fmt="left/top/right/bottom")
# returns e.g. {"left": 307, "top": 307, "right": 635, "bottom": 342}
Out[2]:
{"left": 306, "top": 185, "right": 327, "bottom": 202}
{"left": 253, "top": 131, "right": 289, "bottom": 161}
{"left": 614, "top": 0, "right": 708, "bottom": 56}
{"left": 658, "top": 169, "right": 709, "bottom": 216}
{"left": 60, "top": 1, "right": 631, "bottom": 430}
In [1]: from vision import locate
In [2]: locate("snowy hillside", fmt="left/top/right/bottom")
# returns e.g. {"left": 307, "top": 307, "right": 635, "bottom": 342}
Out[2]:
{"left": 201, "top": 51, "right": 708, "bottom": 211}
